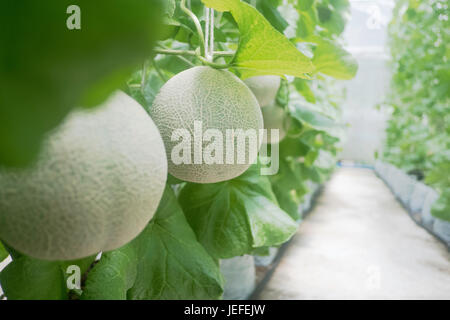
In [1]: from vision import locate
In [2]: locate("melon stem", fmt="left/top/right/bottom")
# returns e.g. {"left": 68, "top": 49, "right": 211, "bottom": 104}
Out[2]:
{"left": 154, "top": 48, "right": 234, "bottom": 58}
{"left": 181, "top": 0, "right": 205, "bottom": 56}
{"left": 153, "top": 47, "right": 233, "bottom": 70}
{"left": 197, "top": 55, "right": 232, "bottom": 69}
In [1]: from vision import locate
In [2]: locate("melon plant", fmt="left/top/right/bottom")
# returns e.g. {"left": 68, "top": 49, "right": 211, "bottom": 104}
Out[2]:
{"left": 0, "top": 0, "right": 357, "bottom": 300}
{"left": 382, "top": 0, "right": 450, "bottom": 222}
{"left": 150, "top": 66, "right": 263, "bottom": 184}
{"left": 244, "top": 76, "right": 281, "bottom": 108}
{"left": 0, "top": 91, "right": 167, "bottom": 260}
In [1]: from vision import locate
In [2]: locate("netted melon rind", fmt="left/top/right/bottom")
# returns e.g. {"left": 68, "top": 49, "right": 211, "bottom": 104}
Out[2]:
{"left": 0, "top": 91, "right": 168, "bottom": 260}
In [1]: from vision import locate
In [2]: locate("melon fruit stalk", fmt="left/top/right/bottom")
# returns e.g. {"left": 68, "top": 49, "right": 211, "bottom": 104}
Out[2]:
{"left": 150, "top": 66, "right": 263, "bottom": 183}
{"left": 244, "top": 75, "right": 281, "bottom": 108}
{"left": 0, "top": 91, "right": 168, "bottom": 261}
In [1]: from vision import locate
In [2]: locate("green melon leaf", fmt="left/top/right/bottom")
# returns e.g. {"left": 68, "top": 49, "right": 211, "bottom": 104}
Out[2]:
{"left": 126, "top": 69, "right": 166, "bottom": 111}
{"left": 270, "top": 158, "right": 304, "bottom": 191}
{"left": 201, "top": 0, "right": 313, "bottom": 79}
{"left": 0, "top": 0, "right": 164, "bottom": 167}
{"left": 269, "top": 159, "right": 306, "bottom": 221}
{"left": 0, "top": 241, "right": 8, "bottom": 263}
{"left": 163, "top": 0, "right": 176, "bottom": 18}
{"left": 255, "top": 0, "right": 289, "bottom": 33}
{"left": 252, "top": 246, "right": 271, "bottom": 257}
{"left": 81, "top": 244, "right": 138, "bottom": 300}
{"left": 296, "top": 7, "right": 318, "bottom": 39}
{"left": 0, "top": 255, "right": 95, "bottom": 300}
{"left": 279, "top": 137, "right": 310, "bottom": 158}
{"left": 271, "top": 183, "right": 301, "bottom": 220}
{"left": 311, "top": 38, "right": 358, "bottom": 79}
{"left": 316, "top": 0, "right": 350, "bottom": 36}
{"left": 289, "top": 102, "right": 337, "bottom": 130}
{"left": 0, "top": 259, "right": 68, "bottom": 300}
{"left": 293, "top": 78, "right": 316, "bottom": 103}
{"left": 305, "top": 150, "right": 319, "bottom": 167}
{"left": 297, "top": 0, "right": 315, "bottom": 11}
{"left": 431, "top": 192, "right": 450, "bottom": 221}
{"left": 179, "top": 165, "right": 298, "bottom": 259}
{"left": 425, "top": 162, "right": 450, "bottom": 190}
{"left": 82, "top": 187, "right": 224, "bottom": 300}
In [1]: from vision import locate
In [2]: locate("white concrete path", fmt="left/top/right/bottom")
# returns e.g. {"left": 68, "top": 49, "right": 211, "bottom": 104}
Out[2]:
{"left": 257, "top": 168, "right": 450, "bottom": 300}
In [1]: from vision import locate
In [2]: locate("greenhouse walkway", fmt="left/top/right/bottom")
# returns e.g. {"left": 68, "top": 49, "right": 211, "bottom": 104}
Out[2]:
{"left": 256, "top": 168, "right": 450, "bottom": 300}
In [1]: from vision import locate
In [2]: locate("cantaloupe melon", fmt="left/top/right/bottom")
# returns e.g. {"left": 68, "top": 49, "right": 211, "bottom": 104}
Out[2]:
{"left": 0, "top": 91, "right": 167, "bottom": 261}
{"left": 150, "top": 66, "right": 263, "bottom": 183}
{"left": 262, "top": 104, "right": 290, "bottom": 144}
{"left": 244, "top": 76, "right": 281, "bottom": 108}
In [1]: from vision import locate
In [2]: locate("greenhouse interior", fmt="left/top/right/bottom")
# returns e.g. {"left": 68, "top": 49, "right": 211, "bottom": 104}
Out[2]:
{"left": 0, "top": 0, "right": 449, "bottom": 303}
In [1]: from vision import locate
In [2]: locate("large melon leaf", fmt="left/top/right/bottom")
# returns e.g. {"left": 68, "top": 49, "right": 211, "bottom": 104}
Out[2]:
{"left": 0, "top": 253, "right": 95, "bottom": 300}
{"left": 201, "top": 0, "right": 313, "bottom": 79}
{"left": 82, "top": 187, "right": 224, "bottom": 300}
{"left": 179, "top": 165, "right": 298, "bottom": 259}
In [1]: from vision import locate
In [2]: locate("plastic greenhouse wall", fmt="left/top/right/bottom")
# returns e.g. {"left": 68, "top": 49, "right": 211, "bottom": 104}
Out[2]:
{"left": 339, "top": 0, "right": 394, "bottom": 164}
